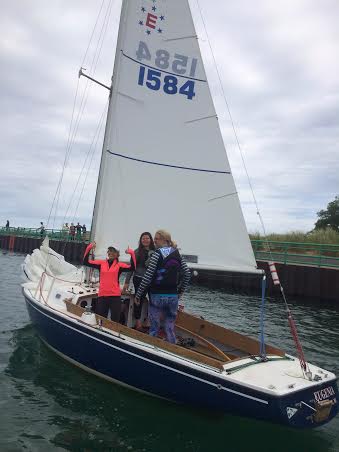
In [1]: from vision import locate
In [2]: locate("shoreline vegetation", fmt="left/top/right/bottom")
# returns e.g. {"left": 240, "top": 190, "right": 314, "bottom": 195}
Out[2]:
{"left": 1, "top": 226, "right": 339, "bottom": 245}
{"left": 250, "top": 228, "right": 339, "bottom": 245}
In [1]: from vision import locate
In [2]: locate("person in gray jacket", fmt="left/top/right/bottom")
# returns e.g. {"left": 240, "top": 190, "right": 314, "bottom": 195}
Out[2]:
{"left": 123, "top": 232, "right": 155, "bottom": 330}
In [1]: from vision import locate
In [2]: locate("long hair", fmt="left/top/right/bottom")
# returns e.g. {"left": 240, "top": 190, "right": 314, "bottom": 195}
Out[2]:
{"left": 155, "top": 229, "right": 177, "bottom": 248}
{"left": 137, "top": 232, "right": 155, "bottom": 263}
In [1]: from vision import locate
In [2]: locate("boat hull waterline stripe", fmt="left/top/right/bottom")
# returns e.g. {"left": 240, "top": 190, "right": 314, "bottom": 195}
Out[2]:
{"left": 106, "top": 151, "right": 231, "bottom": 174}
{"left": 24, "top": 293, "right": 268, "bottom": 405}
{"left": 122, "top": 52, "right": 207, "bottom": 82}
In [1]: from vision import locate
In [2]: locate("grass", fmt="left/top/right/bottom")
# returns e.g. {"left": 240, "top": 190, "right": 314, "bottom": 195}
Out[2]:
{"left": 250, "top": 228, "right": 339, "bottom": 245}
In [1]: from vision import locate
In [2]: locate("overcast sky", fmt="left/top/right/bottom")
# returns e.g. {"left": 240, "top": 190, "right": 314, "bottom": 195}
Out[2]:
{"left": 1, "top": 0, "right": 338, "bottom": 233}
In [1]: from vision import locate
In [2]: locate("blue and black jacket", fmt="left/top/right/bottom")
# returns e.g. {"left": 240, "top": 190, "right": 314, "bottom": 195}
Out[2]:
{"left": 135, "top": 247, "right": 190, "bottom": 298}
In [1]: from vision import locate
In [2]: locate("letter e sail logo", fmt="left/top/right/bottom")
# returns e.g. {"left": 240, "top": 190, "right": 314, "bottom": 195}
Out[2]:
{"left": 146, "top": 13, "right": 157, "bottom": 29}
{"left": 139, "top": 1, "right": 166, "bottom": 36}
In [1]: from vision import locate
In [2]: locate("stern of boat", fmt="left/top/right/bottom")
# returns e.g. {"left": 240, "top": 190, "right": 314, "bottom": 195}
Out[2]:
{"left": 277, "top": 379, "right": 338, "bottom": 428}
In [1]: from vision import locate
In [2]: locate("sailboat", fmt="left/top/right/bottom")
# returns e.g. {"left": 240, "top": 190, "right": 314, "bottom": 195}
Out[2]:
{"left": 22, "top": 0, "right": 337, "bottom": 428}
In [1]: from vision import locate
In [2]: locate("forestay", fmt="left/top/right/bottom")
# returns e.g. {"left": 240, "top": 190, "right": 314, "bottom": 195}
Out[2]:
{"left": 91, "top": 0, "right": 260, "bottom": 274}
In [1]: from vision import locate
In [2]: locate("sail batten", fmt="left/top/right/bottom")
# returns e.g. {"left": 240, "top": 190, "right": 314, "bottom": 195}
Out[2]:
{"left": 91, "top": 0, "right": 258, "bottom": 274}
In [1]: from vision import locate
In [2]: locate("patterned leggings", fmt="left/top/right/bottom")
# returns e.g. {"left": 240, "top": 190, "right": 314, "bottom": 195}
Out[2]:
{"left": 149, "top": 294, "right": 178, "bottom": 343}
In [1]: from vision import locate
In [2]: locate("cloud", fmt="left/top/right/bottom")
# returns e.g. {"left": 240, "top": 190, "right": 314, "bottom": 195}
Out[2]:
{"left": 0, "top": 0, "right": 338, "bottom": 235}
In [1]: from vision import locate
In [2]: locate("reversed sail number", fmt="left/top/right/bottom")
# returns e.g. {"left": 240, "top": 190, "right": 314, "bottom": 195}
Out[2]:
{"left": 136, "top": 41, "right": 198, "bottom": 78}
{"left": 138, "top": 66, "right": 195, "bottom": 100}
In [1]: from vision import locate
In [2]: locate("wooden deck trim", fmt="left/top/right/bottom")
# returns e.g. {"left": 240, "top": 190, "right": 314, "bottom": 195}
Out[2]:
{"left": 176, "top": 324, "right": 232, "bottom": 361}
{"left": 176, "top": 311, "right": 284, "bottom": 357}
{"left": 65, "top": 301, "right": 225, "bottom": 371}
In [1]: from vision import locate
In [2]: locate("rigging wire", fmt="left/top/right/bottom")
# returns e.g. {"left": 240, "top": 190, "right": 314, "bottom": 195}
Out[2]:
{"left": 43, "top": 0, "right": 114, "bottom": 291}
{"left": 47, "top": 78, "right": 80, "bottom": 230}
{"left": 61, "top": 107, "right": 104, "bottom": 226}
{"left": 59, "top": 103, "right": 108, "bottom": 256}
{"left": 194, "top": 0, "right": 269, "bottom": 244}
{"left": 48, "top": 1, "right": 107, "bottom": 229}
{"left": 81, "top": 0, "right": 107, "bottom": 68}
{"left": 66, "top": 0, "right": 113, "bottom": 169}
{"left": 70, "top": 102, "right": 108, "bottom": 225}
{"left": 60, "top": 0, "right": 114, "bottom": 225}
{"left": 194, "top": 0, "right": 310, "bottom": 377}
{"left": 48, "top": 0, "right": 114, "bottom": 230}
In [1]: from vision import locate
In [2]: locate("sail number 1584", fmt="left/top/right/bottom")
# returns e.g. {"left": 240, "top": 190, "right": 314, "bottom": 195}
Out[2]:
{"left": 138, "top": 66, "right": 195, "bottom": 100}
{"left": 136, "top": 40, "right": 197, "bottom": 100}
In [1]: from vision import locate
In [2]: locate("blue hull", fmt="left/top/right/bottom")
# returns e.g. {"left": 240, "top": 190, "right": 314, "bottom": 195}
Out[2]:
{"left": 24, "top": 292, "right": 338, "bottom": 428}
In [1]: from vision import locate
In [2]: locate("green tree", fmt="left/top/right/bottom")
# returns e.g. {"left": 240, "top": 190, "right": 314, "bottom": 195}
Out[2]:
{"left": 314, "top": 196, "right": 339, "bottom": 232}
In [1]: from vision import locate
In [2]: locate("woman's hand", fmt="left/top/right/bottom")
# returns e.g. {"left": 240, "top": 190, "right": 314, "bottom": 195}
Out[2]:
{"left": 134, "top": 298, "right": 140, "bottom": 306}
{"left": 92, "top": 241, "right": 96, "bottom": 250}
{"left": 125, "top": 247, "right": 133, "bottom": 255}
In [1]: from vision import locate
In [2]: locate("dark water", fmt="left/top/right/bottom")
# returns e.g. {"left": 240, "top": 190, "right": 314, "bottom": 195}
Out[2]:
{"left": 1, "top": 252, "right": 338, "bottom": 452}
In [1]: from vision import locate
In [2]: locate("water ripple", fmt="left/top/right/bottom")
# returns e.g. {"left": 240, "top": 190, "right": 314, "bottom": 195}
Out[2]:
{"left": 1, "top": 253, "right": 338, "bottom": 451}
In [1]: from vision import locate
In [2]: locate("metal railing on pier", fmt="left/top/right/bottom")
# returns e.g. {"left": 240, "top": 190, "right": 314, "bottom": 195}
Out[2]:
{"left": 251, "top": 240, "right": 339, "bottom": 269}
{"left": 0, "top": 227, "right": 89, "bottom": 243}
{"left": 1, "top": 228, "right": 339, "bottom": 269}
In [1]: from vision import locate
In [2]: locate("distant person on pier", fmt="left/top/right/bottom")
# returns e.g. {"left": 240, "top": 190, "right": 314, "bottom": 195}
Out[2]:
{"left": 69, "top": 223, "right": 75, "bottom": 240}
{"left": 83, "top": 242, "right": 136, "bottom": 322}
{"left": 76, "top": 222, "right": 82, "bottom": 239}
{"left": 62, "top": 223, "right": 69, "bottom": 238}
{"left": 135, "top": 230, "right": 190, "bottom": 344}
{"left": 38, "top": 222, "right": 45, "bottom": 237}
{"left": 123, "top": 232, "right": 155, "bottom": 331}
{"left": 5, "top": 220, "right": 9, "bottom": 230}
{"left": 82, "top": 224, "right": 87, "bottom": 236}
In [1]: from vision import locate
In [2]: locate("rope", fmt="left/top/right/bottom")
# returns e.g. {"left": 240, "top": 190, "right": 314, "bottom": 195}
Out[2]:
{"left": 40, "top": 270, "right": 84, "bottom": 285}
{"left": 39, "top": 273, "right": 48, "bottom": 304}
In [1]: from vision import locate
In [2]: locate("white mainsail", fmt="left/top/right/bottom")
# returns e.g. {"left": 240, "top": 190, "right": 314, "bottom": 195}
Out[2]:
{"left": 91, "top": 0, "right": 259, "bottom": 274}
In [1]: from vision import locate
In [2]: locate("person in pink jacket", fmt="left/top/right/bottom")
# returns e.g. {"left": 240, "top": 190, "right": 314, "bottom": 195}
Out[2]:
{"left": 83, "top": 242, "right": 136, "bottom": 322}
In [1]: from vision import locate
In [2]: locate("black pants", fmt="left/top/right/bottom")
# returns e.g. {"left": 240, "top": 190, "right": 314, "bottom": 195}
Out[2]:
{"left": 133, "top": 276, "right": 148, "bottom": 320}
{"left": 96, "top": 296, "right": 121, "bottom": 322}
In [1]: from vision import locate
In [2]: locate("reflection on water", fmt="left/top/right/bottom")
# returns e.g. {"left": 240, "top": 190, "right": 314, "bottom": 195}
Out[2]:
{"left": 3, "top": 316, "right": 338, "bottom": 451}
{"left": 1, "top": 253, "right": 339, "bottom": 451}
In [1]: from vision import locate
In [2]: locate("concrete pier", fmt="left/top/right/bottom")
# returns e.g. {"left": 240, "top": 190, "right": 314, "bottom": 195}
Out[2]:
{"left": 195, "top": 261, "right": 339, "bottom": 302}
{"left": 1, "top": 234, "right": 338, "bottom": 301}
